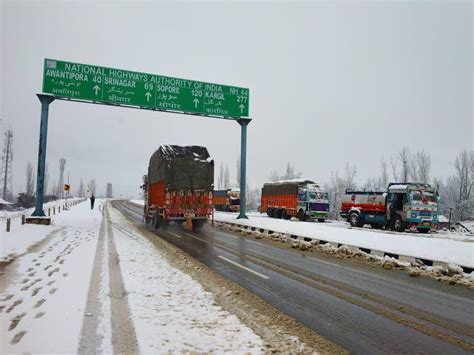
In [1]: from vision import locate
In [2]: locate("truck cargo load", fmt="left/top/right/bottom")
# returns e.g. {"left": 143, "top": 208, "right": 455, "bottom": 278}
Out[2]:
{"left": 144, "top": 145, "right": 214, "bottom": 229}
{"left": 261, "top": 179, "right": 329, "bottom": 222}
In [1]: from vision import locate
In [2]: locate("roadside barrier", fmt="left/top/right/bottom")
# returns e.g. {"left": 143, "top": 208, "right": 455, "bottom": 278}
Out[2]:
{"left": 3, "top": 198, "right": 87, "bottom": 232}
{"left": 215, "top": 220, "right": 473, "bottom": 274}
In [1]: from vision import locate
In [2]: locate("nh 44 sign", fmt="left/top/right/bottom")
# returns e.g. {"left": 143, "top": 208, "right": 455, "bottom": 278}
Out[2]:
{"left": 42, "top": 59, "right": 249, "bottom": 118}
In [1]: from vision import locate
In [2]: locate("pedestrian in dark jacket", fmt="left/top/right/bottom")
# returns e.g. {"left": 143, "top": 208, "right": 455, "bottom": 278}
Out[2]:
{"left": 90, "top": 194, "right": 95, "bottom": 210}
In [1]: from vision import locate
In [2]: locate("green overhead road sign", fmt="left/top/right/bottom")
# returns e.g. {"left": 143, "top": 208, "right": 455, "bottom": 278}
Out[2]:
{"left": 42, "top": 58, "right": 249, "bottom": 118}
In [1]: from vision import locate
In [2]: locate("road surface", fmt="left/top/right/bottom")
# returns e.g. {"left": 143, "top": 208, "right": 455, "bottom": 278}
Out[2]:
{"left": 114, "top": 200, "right": 474, "bottom": 354}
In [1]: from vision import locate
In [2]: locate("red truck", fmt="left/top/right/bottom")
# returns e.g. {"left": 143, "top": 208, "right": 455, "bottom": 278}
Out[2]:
{"left": 143, "top": 145, "right": 214, "bottom": 230}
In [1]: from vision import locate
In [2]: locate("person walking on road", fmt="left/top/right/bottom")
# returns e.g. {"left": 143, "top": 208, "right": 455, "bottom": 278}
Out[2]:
{"left": 90, "top": 194, "right": 95, "bottom": 210}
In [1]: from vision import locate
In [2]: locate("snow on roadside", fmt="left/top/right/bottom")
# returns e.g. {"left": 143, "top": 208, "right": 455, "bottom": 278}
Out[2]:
{"left": 0, "top": 198, "right": 84, "bottom": 221}
{"left": 0, "top": 200, "right": 88, "bottom": 261}
{"left": 215, "top": 212, "right": 474, "bottom": 268}
{"left": 0, "top": 200, "right": 103, "bottom": 353}
{"left": 108, "top": 207, "right": 263, "bottom": 353}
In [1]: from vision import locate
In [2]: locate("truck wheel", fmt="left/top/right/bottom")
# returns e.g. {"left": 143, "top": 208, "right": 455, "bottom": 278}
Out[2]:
{"left": 297, "top": 209, "right": 306, "bottom": 221}
{"left": 192, "top": 219, "right": 204, "bottom": 230}
{"left": 391, "top": 215, "right": 405, "bottom": 232}
{"left": 418, "top": 228, "right": 430, "bottom": 234}
{"left": 349, "top": 213, "right": 361, "bottom": 227}
{"left": 282, "top": 209, "right": 288, "bottom": 220}
{"left": 273, "top": 208, "right": 282, "bottom": 218}
{"left": 317, "top": 218, "right": 325, "bottom": 223}
{"left": 153, "top": 212, "right": 161, "bottom": 229}
{"left": 267, "top": 208, "right": 273, "bottom": 217}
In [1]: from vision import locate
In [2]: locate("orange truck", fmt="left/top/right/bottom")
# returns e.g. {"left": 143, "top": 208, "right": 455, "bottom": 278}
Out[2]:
{"left": 213, "top": 189, "right": 240, "bottom": 212}
{"left": 143, "top": 145, "right": 214, "bottom": 229}
{"left": 261, "top": 179, "right": 329, "bottom": 222}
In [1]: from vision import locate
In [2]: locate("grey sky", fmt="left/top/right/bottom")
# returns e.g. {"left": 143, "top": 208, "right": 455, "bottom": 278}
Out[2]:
{"left": 1, "top": 0, "right": 472, "bottom": 198}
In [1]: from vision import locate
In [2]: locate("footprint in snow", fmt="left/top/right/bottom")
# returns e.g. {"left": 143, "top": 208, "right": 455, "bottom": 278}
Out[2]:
{"left": 1, "top": 294, "right": 14, "bottom": 302}
{"left": 8, "top": 312, "right": 26, "bottom": 331}
{"left": 48, "top": 268, "right": 59, "bottom": 277}
{"left": 62, "top": 273, "right": 68, "bottom": 277}
{"left": 28, "top": 272, "right": 36, "bottom": 277}
{"left": 27, "top": 267, "right": 33, "bottom": 272}
{"left": 47, "top": 280, "right": 55, "bottom": 286}
{"left": 32, "top": 287, "right": 42, "bottom": 297}
{"left": 35, "top": 263, "right": 41, "bottom": 266}
{"left": 34, "top": 311, "right": 45, "bottom": 318}
{"left": 6, "top": 299, "right": 23, "bottom": 313}
{"left": 44, "top": 265, "right": 52, "bottom": 271}
{"left": 21, "top": 279, "right": 29, "bottom": 284}
{"left": 11, "top": 330, "right": 27, "bottom": 344}
{"left": 33, "top": 298, "right": 46, "bottom": 308}
{"left": 49, "top": 288, "right": 58, "bottom": 295}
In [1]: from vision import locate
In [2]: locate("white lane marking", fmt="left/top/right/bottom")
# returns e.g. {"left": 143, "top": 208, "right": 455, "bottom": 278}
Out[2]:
{"left": 168, "top": 231, "right": 182, "bottom": 239}
{"left": 218, "top": 255, "right": 269, "bottom": 280}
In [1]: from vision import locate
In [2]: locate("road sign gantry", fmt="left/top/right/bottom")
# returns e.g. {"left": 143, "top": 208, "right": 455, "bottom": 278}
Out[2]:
{"left": 33, "top": 59, "right": 251, "bottom": 220}
{"left": 42, "top": 59, "right": 249, "bottom": 119}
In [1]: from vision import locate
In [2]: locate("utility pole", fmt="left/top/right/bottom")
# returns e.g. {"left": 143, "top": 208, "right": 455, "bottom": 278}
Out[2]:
{"left": 1, "top": 129, "right": 14, "bottom": 201}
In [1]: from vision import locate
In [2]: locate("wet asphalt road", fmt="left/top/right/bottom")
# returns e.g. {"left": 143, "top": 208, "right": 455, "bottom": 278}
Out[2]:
{"left": 114, "top": 200, "right": 474, "bottom": 354}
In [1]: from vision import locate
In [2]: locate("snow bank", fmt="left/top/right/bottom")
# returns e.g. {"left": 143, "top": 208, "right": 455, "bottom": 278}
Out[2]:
{"left": 215, "top": 212, "right": 474, "bottom": 268}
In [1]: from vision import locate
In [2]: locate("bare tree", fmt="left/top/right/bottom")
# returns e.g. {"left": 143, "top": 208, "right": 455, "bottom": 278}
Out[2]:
{"left": 269, "top": 170, "right": 280, "bottom": 182}
{"left": 282, "top": 162, "right": 302, "bottom": 180}
{"left": 390, "top": 157, "right": 398, "bottom": 182}
{"left": 327, "top": 171, "right": 344, "bottom": 220}
{"left": 416, "top": 150, "right": 431, "bottom": 183}
{"left": 223, "top": 165, "right": 230, "bottom": 188}
{"left": 218, "top": 163, "right": 224, "bottom": 189}
{"left": 398, "top": 146, "right": 410, "bottom": 182}
{"left": 452, "top": 150, "right": 473, "bottom": 221}
{"left": 344, "top": 163, "right": 357, "bottom": 189}
{"left": 26, "top": 162, "right": 34, "bottom": 196}
{"left": 380, "top": 158, "right": 388, "bottom": 187}
{"left": 78, "top": 177, "right": 84, "bottom": 197}
{"left": 236, "top": 155, "right": 241, "bottom": 187}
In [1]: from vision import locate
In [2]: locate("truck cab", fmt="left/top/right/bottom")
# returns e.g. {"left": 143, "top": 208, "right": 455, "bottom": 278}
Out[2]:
{"left": 297, "top": 184, "right": 330, "bottom": 222}
{"left": 385, "top": 183, "right": 439, "bottom": 233}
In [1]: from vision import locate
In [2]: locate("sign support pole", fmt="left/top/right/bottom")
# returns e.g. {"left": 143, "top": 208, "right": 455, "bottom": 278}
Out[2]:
{"left": 237, "top": 119, "right": 251, "bottom": 219}
{"left": 32, "top": 94, "right": 55, "bottom": 217}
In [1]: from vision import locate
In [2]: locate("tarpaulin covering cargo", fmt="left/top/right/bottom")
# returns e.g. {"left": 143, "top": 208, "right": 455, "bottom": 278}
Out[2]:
{"left": 262, "top": 179, "right": 315, "bottom": 195}
{"left": 148, "top": 145, "right": 214, "bottom": 191}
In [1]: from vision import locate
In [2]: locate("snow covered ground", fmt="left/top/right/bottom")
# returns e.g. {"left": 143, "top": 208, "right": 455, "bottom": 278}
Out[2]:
{"left": 215, "top": 212, "right": 474, "bottom": 268}
{"left": 0, "top": 199, "right": 263, "bottom": 353}
{"left": 109, "top": 207, "right": 262, "bottom": 352}
{"left": 0, "top": 199, "right": 85, "bottom": 261}
{"left": 0, "top": 198, "right": 83, "bottom": 221}
{"left": 0, "top": 199, "right": 102, "bottom": 353}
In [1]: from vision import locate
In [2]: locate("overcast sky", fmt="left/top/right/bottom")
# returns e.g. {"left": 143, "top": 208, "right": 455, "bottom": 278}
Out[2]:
{"left": 1, "top": 0, "right": 472, "bottom": 198}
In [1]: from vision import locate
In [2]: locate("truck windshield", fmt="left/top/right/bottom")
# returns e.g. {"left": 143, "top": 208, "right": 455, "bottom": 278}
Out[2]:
{"left": 410, "top": 191, "right": 437, "bottom": 205}
{"left": 230, "top": 198, "right": 240, "bottom": 206}
{"left": 308, "top": 192, "right": 328, "bottom": 201}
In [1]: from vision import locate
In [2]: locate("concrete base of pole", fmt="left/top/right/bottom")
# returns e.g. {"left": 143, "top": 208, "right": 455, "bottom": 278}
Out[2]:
{"left": 25, "top": 217, "right": 51, "bottom": 225}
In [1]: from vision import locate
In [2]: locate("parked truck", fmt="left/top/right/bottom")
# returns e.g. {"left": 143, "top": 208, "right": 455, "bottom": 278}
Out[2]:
{"left": 340, "top": 182, "right": 439, "bottom": 233}
{"left": 261, "top": 179, "right": 329, "bottom": 222}
{"left": 143, "top": 145, "right": 214, "bottom": 230}
{"left": 213, "top": 189, "right": 240, "bottom": 212}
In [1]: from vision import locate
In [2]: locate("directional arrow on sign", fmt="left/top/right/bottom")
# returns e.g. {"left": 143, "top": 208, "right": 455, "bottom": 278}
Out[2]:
{"left": 193, "top": 98, "right": 200, "bottom": 108}
{"left": 145, "top": 92, "right": 152, "bottom": 102}
{"left": 239, "top": 104, "right": 245, "bottom": 113}
{"left": 93, "top": 85, "right": 100, "bottom": 95}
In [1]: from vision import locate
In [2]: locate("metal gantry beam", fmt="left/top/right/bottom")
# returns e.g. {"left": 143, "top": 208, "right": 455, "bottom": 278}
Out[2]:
{"left": 237, "top": 119, "right": 251, "bottom": 219}
{"left": 32, "top": 94, "right": 55, "bottom": 217}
